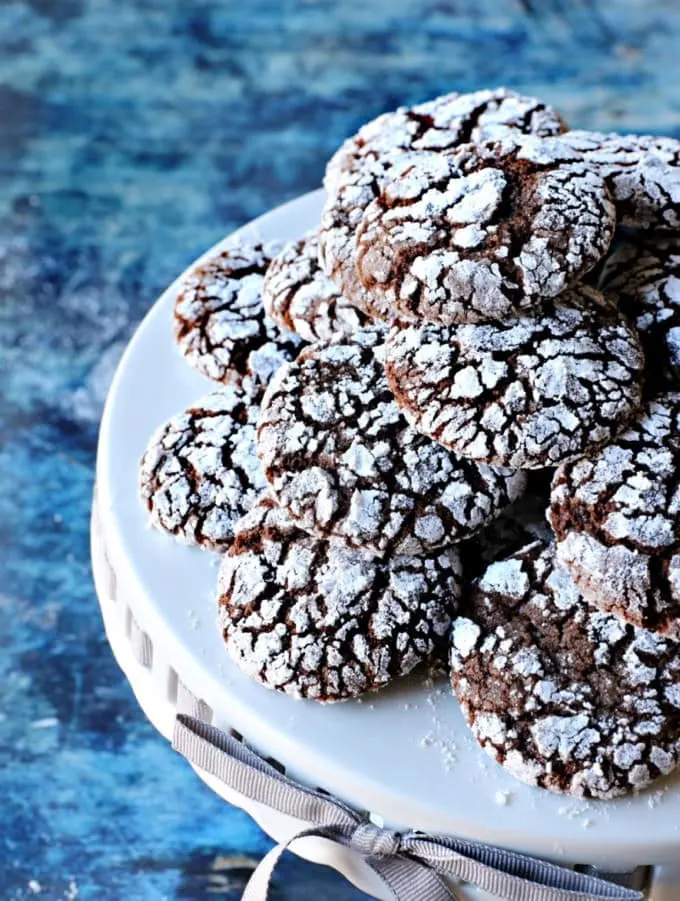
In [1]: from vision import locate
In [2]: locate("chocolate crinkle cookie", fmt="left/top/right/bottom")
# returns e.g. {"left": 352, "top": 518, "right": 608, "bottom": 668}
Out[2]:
{"left": 262, "top": 230, "right": 370, "bottom": 342}
{"left": 218, "top": 494, "right": 462, "bottom": 702}
{"left": 549, "top": 393, "right": 680, "bottom": 639}
{"left": 384, "top": 285, "right": 644, "bottom": 470}
{"left": 355, "top": 136, "right": 616, "bottom": 325}
{"left": 257, "top": 327, "right": 526, "bottom": 557}
{"left": 600, "top": 235, "right": 680, "bottom": 393}
{"left": 139, "top": 389, "right": 267, "bottom": 551}
{"left": 450, "top": 541, "right": 680, "bottom": 799}
{"left": 174, "top": 240, "right": 303, "bottom": 394}
{"left": 320, "top": 88, "right": 567, "bottom": 322}
{"left": 558, "top": 130, "right": 680, "bottom": 230}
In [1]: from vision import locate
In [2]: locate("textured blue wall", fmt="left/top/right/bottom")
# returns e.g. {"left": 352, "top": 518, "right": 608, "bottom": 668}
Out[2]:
{"left": 1, "top": 1, "right": 680, "bottom": 898}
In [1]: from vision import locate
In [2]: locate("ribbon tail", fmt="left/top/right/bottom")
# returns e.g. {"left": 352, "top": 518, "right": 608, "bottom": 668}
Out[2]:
{"left": 242, "top": 826, "right": 351, "bottom": 901}
{"left": 242, "top": 839, "right": 292, "bottom": 901}
{"left": 372, "top": 855, "right": 462, "bottom": 901}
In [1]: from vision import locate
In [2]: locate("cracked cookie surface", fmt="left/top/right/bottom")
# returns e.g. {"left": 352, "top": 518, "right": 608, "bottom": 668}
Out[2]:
{"left": 384, "top": 286, "right": 644, "bottom": 469}
{"left": 139, "top": 389, "right": 266, "bottom": 551}
{"left": 355, "top": 136, "right": 616, "bottom": 324}
{"left": 257, "top": 328, "right": 526, "bottom": 557}
{"left": 549, "top": 394, "right": 680, "bottom": 639}
{"left": 174, "top": 240, "right": 303, "bottom": 394}
{"left": 262, "top": 230, "right": 369, "bottom": 342}
{"left": 320, "top": 89, "right": 567, "bottom": 321}
{"left": 218, "top": 494, "right": 462, "bottom": 701}
{"left": 325, "top": 87, "right": 567, "bottom": 192}
{"left": 558, "top": 130, "right": 680, "bottom": 230}
{"left": 450, "top": 541, "right": 680, "bottom": 799}
{"left": 600, "top": 235, "right": 680, "bottom": 393}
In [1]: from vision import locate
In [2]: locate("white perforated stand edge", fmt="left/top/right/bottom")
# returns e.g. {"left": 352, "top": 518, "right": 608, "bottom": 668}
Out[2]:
{"left": 92, "top": 190, "right": 680, "bottom": 901}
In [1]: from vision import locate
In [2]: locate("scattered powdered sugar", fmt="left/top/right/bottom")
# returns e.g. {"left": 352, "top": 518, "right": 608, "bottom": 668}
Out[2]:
{"left": 449, "top": 541, "right": 680, "bottom": 799}
{"left": 218, "top": 495, "right": 463, "bottom": 702}
{"left": 257, "top": 327, "right": 525, "bottom": 556}
{"left": 647, "top": 787, "right": 669, "bottom": 809}
{"left": 174, "top": 239, "right": 303, "bottom": 394}
{"left": 139, "top": 389, "right": 267, "bottom": 551}
{"left": 418, "top": 683, "right": 459, "bottom": 772}
{"left": 385, "top": 288, "right": 644, "bottom": 470}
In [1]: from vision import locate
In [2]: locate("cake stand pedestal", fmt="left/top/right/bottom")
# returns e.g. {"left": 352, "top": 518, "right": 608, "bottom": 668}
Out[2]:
{"left": 92, "top": 191, "right": 680, "bottom": 901}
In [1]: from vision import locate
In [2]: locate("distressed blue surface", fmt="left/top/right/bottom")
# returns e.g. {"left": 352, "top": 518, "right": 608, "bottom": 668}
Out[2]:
{"left": 2, "top": 1, "right": 680, "bottom": 898}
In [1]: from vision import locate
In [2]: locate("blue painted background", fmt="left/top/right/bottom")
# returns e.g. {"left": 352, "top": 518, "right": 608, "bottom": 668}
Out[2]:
{"left": 1, "top": 1, "right": 680, "bottom": 898}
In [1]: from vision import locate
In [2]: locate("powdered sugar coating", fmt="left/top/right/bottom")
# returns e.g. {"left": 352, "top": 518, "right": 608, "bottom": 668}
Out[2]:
{"left": 558, "top": 130, "right": 680, "bottom": 230}
{"left": 139, "top": 390, "right": 266, "bottom": 551}
{"left": 355, "top": 136, "right": 616, "bottom": 324}
{"left": 450, "top": 541, "right": 680, "bottom": 799}
{"left": 384, "top": 286, "right": 644, "bottom": 469}
{"left": 174, "top": 241, "right": 303, "bottom": 394}
{"left": 325, "top": 88, "right": 567, "bottom": 193}
{"left": 600, "top": 235, "right": 680, "bottom": 392}
{"left": 320, "top": 88, "right": 567, "bottom": 321}
{"left": 219, "top": 495, "right": 462, "bottom": 702}
{"left": 550, "top": 394, "right": 680, "bottom": 639}
{"left": 257, "top": 328, "right": 526, "bottom": 557}
{"left": 262, "top": 230, "right": 369, "bottom": 342}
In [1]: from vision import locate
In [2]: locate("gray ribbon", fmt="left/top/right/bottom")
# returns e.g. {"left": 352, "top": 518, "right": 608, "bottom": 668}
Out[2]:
{"left": 172, "top": 715, "right": 642, "bottom": 901}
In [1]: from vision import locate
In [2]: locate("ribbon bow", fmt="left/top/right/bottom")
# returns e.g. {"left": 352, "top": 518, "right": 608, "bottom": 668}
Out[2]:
{"left": 173, "top": 715, "right": 642, "bottom": 901}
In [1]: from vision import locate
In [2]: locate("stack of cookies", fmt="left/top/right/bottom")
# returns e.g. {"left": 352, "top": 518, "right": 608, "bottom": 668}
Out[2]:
{"left": 139, "top": 87, "right": 680, "bottom": 800}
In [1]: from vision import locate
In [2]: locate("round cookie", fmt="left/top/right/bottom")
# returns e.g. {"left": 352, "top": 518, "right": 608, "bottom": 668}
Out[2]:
{"left": 355, "top": 136, "right": 616, "bottom": 324}
{"left": 320, "top": 88, "right": 568, "bottom": 320}
{"left": 218, "top": 494, "right": 463, "bottom": 702}
{"left": 384, "top": 285, "right": 644, "bottom": 470}
{"left": 450, "top": 541, "right": 680, "bottom": 799}
{"left": 257, "top": 328, "right": 526, "bottom": 557}
{"left": 139, "top": 389, "right": 266, "bottom": 551}
{"left": 262, "top": 230, "right": 370, "bottom": 342}
{"left": 558, "top": 130, "right": 680, "bottom": 230}
{"left": 600, "top": 235, "right": 680, "bottom": 393}
{"left": 174, "top": 240, "right": 303, "bottom": 394}
{"left": 549, "top": 394, "right": 680, "bottom": 639}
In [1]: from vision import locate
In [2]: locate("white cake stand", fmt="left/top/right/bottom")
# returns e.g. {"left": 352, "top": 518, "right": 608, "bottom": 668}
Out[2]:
{"left": 92, "top": 190, "right": 680, "bottom": 901}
